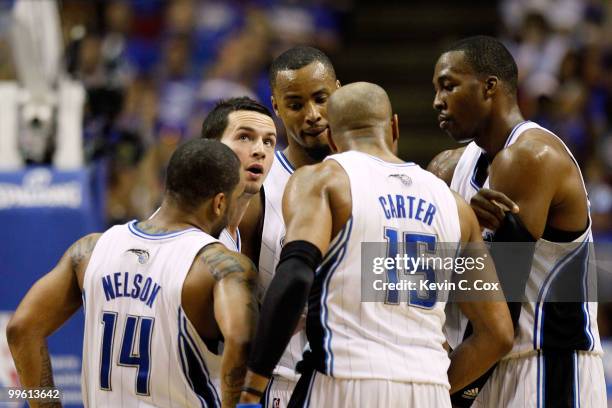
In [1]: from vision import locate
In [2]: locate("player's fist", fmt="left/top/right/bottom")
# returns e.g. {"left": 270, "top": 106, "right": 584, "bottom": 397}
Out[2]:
{"left": 470, "top": 188, "right": 519, "bottom": 231}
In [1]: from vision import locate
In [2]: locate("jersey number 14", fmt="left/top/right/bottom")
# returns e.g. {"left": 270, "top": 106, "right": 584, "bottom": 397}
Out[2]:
{"left": 99, "top": 312, "right": 155, "bottom": 395}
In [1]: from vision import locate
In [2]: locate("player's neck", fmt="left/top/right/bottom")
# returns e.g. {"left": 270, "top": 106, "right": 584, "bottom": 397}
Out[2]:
{"left": 226, "top": 193, "right": 253, "bottom": 239}
{"left": 283, "top": 144, "right": 323, "bottom": 169}
{"left": 475, "top": 108, "right": 524, "bottom": 159}
{"left": 348, "top": 140, "right": 402, "bottom": 164}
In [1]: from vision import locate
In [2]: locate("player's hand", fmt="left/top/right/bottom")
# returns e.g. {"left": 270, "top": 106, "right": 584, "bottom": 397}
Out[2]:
{"left": 470, "top": 188, "right": 519, "bottom": 231}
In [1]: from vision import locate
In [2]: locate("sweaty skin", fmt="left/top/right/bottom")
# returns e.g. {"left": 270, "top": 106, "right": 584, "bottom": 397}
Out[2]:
{"left": 239, "top": 60, "right": 340, "bottom": 268}
{"left": 240, "top": 82, "right": 512, "bottom": 403}
{"left": 431, "top": 50, "right": 588, "bottom": 238}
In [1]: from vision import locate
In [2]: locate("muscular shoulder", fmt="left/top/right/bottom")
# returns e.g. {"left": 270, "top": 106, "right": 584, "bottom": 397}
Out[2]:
{"left": 284, "top": 160, "right": 347, "bottom": 202}
{"left": 68, "top": 233, "right": 102, "bottom": 274}
{"left": 491, "top": 129, "right": 571, "bottom": 182}
{"left": 195, "top": 242, "right": 258, "bottom": 282}
{"left": 426, "top": 147, "right": 466, "bottom": 186}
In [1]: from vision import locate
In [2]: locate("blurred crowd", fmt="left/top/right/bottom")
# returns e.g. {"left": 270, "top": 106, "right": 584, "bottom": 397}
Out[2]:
{"left": 0, "top": 0, "right": 347, "bottom": 224}
{"left": 499, "top": 0, "right": 612, "bottom": 240}
{"left": 0, "top": 0, "right": 609, "bottom": 237}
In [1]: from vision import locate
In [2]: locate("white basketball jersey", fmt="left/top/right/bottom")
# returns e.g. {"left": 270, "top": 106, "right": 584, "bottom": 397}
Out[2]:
{"left": 446, "top": 121, "right": 602, "bottom": 357}
{"left": 81, "top": 221, "right": 222, "bottom": 407}
{"left": 259, "top": 150, "right": 308, "bottom": 382}
{"left": 219, "top": 228, "right": 241, "bottom": 252}
{"left": 151, "top": 207, "right": 239, "bottom": 253}
{"left": 307, "top": 151, "right": 461, "bottom": 386}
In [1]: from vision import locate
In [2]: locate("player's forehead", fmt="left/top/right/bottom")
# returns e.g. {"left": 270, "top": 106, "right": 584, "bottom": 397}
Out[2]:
{"left": 433, "top": 50, "right": 474, "bottom": 83}
{"left": 273, "top": 61, "right": 336, "bottom": 99}
{"left": 223, "top": 110, "right": 276, "bottom": 136}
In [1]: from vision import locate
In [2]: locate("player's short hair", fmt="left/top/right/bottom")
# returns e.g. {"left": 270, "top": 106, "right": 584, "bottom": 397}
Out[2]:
{"left": 165, "top": 139, "right": 240, "bottom": 209}
{"left": 444, "top": 35, "right": 518, "bottom": 94}
{"left": 269, "top": 45, "right": 336, "bottom": 89}
{"left": 201, "top": 97, "right": 272, "bottom": 140}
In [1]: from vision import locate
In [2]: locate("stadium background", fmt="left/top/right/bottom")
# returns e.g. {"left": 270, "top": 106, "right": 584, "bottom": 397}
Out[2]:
{"left": 0, "top": 0, "right": 610, "bottom": 406}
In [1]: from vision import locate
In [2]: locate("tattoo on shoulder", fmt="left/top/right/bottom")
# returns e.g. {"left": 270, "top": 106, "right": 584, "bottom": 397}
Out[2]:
{"left": 200, "top": 245, "right": 255, "bottom": 282}
{"left": 69, "top": 234, "right": 100, "bottom": 274}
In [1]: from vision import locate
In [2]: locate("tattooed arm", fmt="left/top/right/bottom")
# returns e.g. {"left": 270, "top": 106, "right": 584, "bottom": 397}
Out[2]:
{"left": 6, "top": 233, "right": 100, "bottom": 407}
{"left": 200, "top": 244, "right": 258, "bottom": 408}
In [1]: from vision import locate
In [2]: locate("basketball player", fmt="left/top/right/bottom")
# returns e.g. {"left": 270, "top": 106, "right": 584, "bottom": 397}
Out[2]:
{"left": 200, "top": 97, "right": 277, "bottom": 254}
{"left": 7, "top": 139, "right": 258, "bottom": 408}
{"left": 240, "top": 82, "right": 513, "bottom": 407}
{"left": 237, "top": 46, "right": 341, "bottom": 407}
{"left": 429, "top": 36, "right": 606, "bottom": 407}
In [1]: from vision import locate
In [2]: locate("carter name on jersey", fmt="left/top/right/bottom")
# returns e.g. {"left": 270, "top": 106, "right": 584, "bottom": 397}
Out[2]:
{"left": 378, "top": 194, "right": 437, "bottom": 226}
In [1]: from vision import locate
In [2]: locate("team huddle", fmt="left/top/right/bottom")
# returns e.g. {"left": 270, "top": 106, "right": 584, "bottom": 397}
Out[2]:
{"left": 6, "top": 36, "right": 606, "bottom": 408}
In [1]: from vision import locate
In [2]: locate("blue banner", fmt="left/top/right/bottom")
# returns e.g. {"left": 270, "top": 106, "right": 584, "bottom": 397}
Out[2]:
{"left": 0, "top": 166, "right": 104, "bottom": 407}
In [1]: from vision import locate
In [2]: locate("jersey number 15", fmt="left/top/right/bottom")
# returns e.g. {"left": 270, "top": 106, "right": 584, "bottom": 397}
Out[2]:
{"left": 383, "top": 228, "right": 437, "bottom": 309}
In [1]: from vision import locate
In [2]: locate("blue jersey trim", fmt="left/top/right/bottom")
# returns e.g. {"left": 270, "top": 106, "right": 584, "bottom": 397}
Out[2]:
{"left": 276, "top": 150, "right": 295, "bottom": 174}
{"left": 533, "top": 238, "right": 589, "bottom": 349}
{"left": 469, "top": 120, "right": 530, "bottom": 191}
{"left": 320, "top": 217, "right": 353, "bottom": 376}
{"left": 128, "top": 220, "right": 200, "bottom": 240}
{"left": 177, "top": 308, "right": 220, "bottom": 407}
{"left": 581, "top": 247, "right": 594, "bottom": 351}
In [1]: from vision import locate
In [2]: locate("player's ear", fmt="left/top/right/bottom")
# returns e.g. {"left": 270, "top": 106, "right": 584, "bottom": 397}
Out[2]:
{"left": 485, "top": 76, "right": 498, "bottom": 98}
{"left": 271, "top": 95, "right": 280, "bottom": 116}
{"left": 211, "top": 192, "right": 226, "bottom": 217}
{"left": 391, "top": 113, "right": 399, "bottom": 154}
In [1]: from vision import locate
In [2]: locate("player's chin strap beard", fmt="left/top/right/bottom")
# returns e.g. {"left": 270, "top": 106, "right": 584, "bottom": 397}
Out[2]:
{"left": 304, "top": 145, "right": 332, "bottom": 162}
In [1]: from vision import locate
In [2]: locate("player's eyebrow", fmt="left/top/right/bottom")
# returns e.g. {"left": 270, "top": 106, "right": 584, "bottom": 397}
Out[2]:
{"left": 311, "top": 89, "right": 329, "bottom": 97}
{"left": 283, "top": 93, "right": 303, "bottom": 101}
{"left": 236, "top": 126, "right": 276, "bottom": 137}
{"left": 433, "top": 74, "right": 452, "bottom": 86}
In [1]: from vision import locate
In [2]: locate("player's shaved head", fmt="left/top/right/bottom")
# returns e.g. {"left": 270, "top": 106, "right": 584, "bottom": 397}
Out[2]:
{"left": 328, "top": 82, "right": 392, "bottom": 134}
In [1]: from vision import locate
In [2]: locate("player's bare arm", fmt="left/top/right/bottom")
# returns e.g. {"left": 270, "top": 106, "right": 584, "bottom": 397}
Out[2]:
{"left": 426, "top": 147, "right": 465, "bottom": 186}
{"left": 6, "top": 233, "right": 100, "bottom": 408}
{"left": 489, "top": 129, "right": 588, "bottom": 239}
{"left": 283, "top": 160, "right": 351, "bottom": 253}
{"left": 240, "top": 161, "right": 350, "bottom": 403}
{"left": 447, "top": 194, "right": 513, "bottom": 393}
{"left": 188, "top": 243, "right": 258, "bottom": 408}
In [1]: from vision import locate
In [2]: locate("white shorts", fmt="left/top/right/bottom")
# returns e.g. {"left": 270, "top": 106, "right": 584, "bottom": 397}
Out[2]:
{"left": 472, "top": 350, "right": 606, "bottom": 408}
{"left": 289, "top": 370, "right": 451, "bottom": 408}
{"left": 262, "top": 376, "right": 298, "bottom": 408}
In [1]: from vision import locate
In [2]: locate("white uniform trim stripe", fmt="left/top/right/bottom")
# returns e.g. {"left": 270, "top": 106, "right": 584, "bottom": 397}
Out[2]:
{"left": 177, "top": 308, "right": 220, "bottom": 407}
{"left": 180, "top": 310, "right": 220, "bottom": 406}
{"left": 581, "top": 249, "right": 595, "bottom": 350}
{"left": 317, "top": 217, "right": 353, "bottom": 272}
{"left": 319, "top": 218, "right": 353, "bottom": 375}
{"left": 573, "top": 351, "right": 580, "bottom": 408}
{"left": 536, "top": 351, "right": 544, "bottom": 408}
{"left": 533, "top": 238, "right": 589, "bottom": 348}
{"left": 177, "top": 334, "right": 206, "bottom": 408}
{"left": 302, "top": 371, "right": 317, "bottom": 408}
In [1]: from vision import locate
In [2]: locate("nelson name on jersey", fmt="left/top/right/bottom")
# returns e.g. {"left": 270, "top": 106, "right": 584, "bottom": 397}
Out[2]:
{"left": 101, "top": 272, "right": 162, "bottom": 308}
{"left": 378, "top": 194, "right": 437, "bottom": 226}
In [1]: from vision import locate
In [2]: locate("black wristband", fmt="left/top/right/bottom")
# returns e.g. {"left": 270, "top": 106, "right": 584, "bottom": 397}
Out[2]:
{"left": 241, "top": 386, "right": 265, "bottom": 398}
